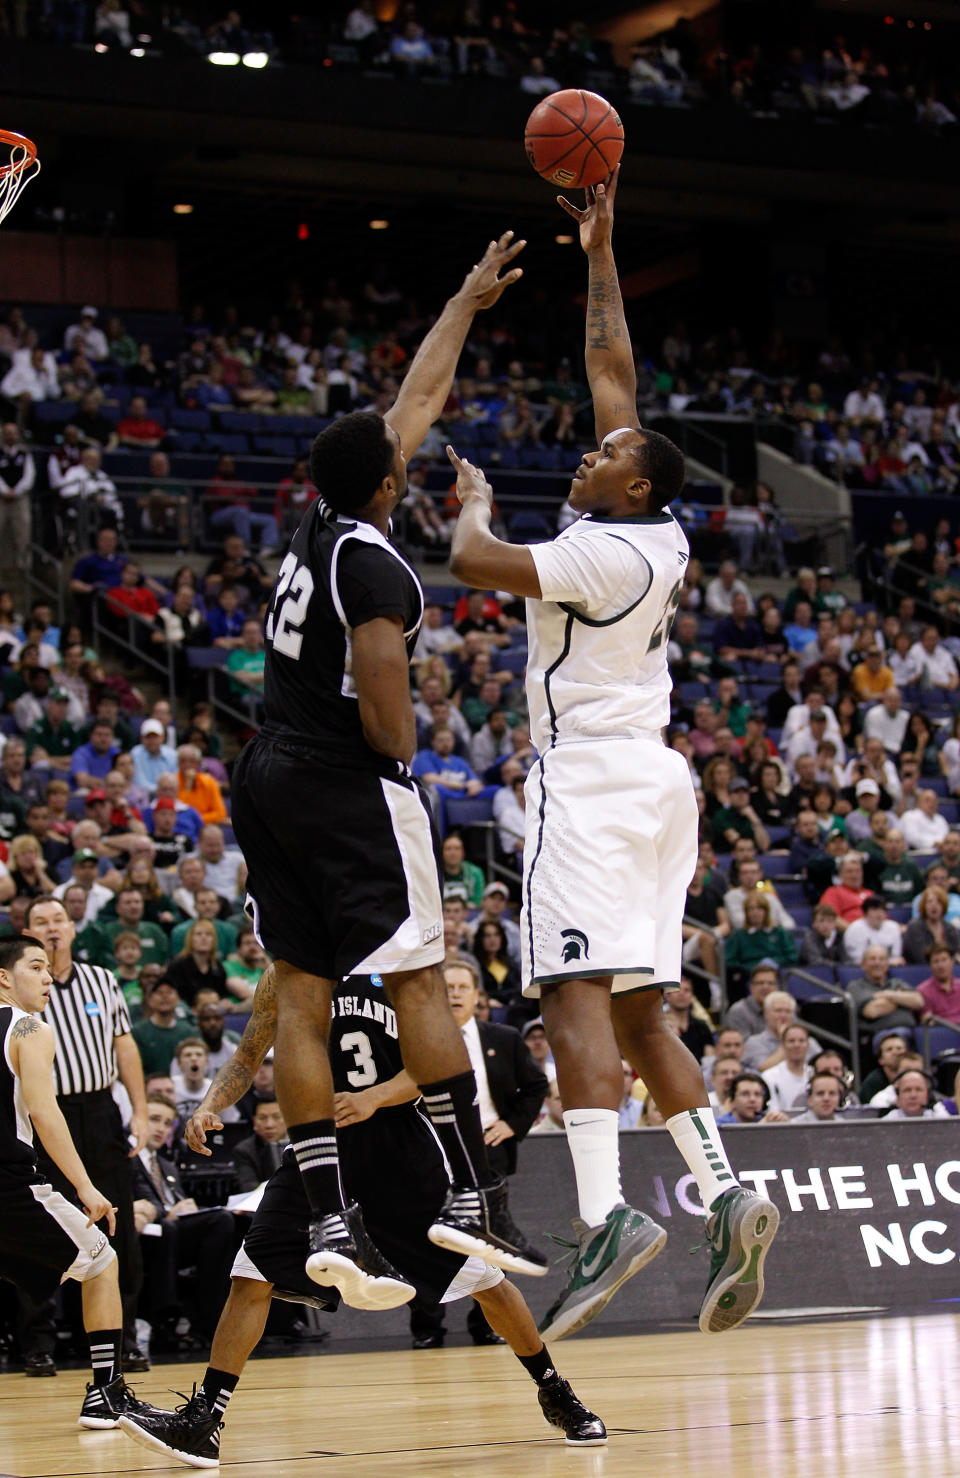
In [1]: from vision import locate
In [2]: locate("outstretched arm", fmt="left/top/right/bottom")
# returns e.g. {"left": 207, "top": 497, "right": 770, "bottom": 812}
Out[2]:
{"left": 558, "top": 166, "right": 639, "bottom": 443}
{"left": 385, "top": 230, "right": 525, "bottom": 459}
{"left": 185, "top": 965, "right": 278, "bottom": 1154}
{"left": 447, "top": 447, "right": 541, "bottom": 598}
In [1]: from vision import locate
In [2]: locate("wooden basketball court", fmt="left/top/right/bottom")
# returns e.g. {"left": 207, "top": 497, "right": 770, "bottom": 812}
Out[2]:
{"left": 2, "top": 1313, "right": 958, "bottom": 1477}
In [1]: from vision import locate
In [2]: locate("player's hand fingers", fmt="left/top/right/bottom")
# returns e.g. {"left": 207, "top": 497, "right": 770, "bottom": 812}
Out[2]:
{"left": 496, "top": 236, "right": 526, "bottom": 263}
{"left": 606, "top": 163, "right": 620, "bottom": 200}
{"left": 556, "top": 195, "right": 585, "bottom": 222}
{"left": 104, "top": 1205, "right": 117, "bottom": 1236}
{"left": 445, "top": 444, "right": 463, "bottom": 471}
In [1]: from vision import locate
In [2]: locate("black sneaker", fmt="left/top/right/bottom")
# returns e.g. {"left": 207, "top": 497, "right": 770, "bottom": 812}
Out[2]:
{"left": 428, "top": 1180, "right": 549, "bottom": 1277}
{"left": 118, "top": 1386, "right": 222, "bottom": 1469}
{"left": 78, "top": 1374, "right": 153, "bottom": 1430}
{"left": 305, "top": 1201, "right": 415, "bottom": 1310}
{"left": 539, "top": 1374, "right": 607, "bottom": 1446}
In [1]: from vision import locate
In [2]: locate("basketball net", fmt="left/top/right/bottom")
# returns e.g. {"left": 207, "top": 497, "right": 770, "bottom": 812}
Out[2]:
{"left": 0, "top": 131, "right": 40, "bottom": 227}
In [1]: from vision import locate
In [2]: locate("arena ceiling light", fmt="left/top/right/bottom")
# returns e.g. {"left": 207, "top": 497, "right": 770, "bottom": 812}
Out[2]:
{"left": 208, "top": 50, "right": 240, "bottom": 65}
{"left": 369, "top": 219, "right": 389, "bottom": 230}
{"left": 555, "top": 234, "right": 574, "bottom": 245}
{"left": 172, "top": 203, "right": 194, "bottom": 215}
{"left": 130, "top": 47, "right": 145, "bottom": 57}
{"left": 242, "top": 51, "right": 269, "bottom": 68}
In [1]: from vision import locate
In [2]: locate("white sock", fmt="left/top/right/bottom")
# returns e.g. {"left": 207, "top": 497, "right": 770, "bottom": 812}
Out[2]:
{"left": 666, "top": 1106, "right": 740, "bottom": 1214}
{"left": 562, "top": 1109, "right": 622, "bottom": 1227}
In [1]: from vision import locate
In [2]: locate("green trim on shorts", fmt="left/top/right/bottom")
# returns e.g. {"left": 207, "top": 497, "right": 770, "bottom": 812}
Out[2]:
{"left": 533, "top": 966, "right": 655, "bottom": 988}
{"left": 617, "top": 978, "right": 681, "bottom": 996}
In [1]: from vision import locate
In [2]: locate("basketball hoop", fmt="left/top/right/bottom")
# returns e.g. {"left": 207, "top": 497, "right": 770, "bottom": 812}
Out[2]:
{"left": 0, "top": 131, "right": 40, "bottom": 226}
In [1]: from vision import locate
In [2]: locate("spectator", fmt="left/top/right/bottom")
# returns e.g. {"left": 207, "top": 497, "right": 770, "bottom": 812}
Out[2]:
{"left": 493, "top": 769, "right": 525, "bottom": 859}
{"left": 51, "top": 847, "right": 114, "bottom": 924}
{"left": 131, "top": 1095, "right": 235, "bottom": 1349}
{"left": 164, "top": 918, "right": 227, "bottom": 1008}
{"left": 917, "top": 943, "right": 960, "bottom": 1025}
{"left": 722, "top": 960, "right": 778, "bottom": 1039}
{"left": 820, "top": 852, "right": 873, "bottom": 928}
{"left": 663, "top": 976, "right": 715, "bottom": 1062}
{"left": 195, "top": 823, "right": 243, "bottom": 904}
{"left": 870, "top": 827, "right": 925, "bottom": 907}
{"left": 152, "top": 584, "right": 210, "bottom": 650}
{"left": 68, "top": 526, "right": 126, "bottom": 600}
{"left": 171, "top": 1037, "right": 238, "bottom": 1121}
{"left": 116, "top": 395, "right": 165, "bottom": 449}
{"left": 176, "top": 745, "right": 227, "bottom": 826}
{"left": 907, "top": 625, "right": 959, "bottom": 693}
{"left": 725, "top": 890, "right": 798, "bottom": 979}
{"left": 205, "top": 453, "right": 279, "bottom": 555}
{"left": 100, "top": 885, "right": 169, "bottom": 967}
{"left": 226, "top": 618, "right": 265, "bottom": 700}
{"left": 843, "top": 894, "right": 904, "bottom": 964}
{"left": 862, "top": 687, "right": 909, "bottom": 752}
{"left": 413, "top": 725, "right": 483, "bottom": 801}
{"left": 105, "top": 560, "right": 160, "bottom": 623}
{"left": 58, "top": 446, "right": 124, "bottom": 536}
{"left": 132, "top": 978, "right": 198, "bottom": 1076}
{"left": 799, "top": 903, "right": 844, "bottom": 965}
{"left": 390, "top": 19, "right": 437, "bottom": 77}
{"left": 69, "top": 719, "right": 119, "bottom": 791}
{"left": 859, "top": 1031, "right": 910, "bottom": 1102}
{"left": 844, "top": 779, "right": 888, "bottom": 846}
{"left": 884, "top": 1069, "right": 950, "bottom": 1121}
{"left": 169, "top": 885, "right": 237, "bottom": 957}
{"left": 441, "top": 833, "right": 485, "bottom": 907}
{"left": 848, "top": 945, "right": 923, "bottom": 1032}
{"left": 130, "top": 718, "right": 178, "bottom": 795}
{"left": 195, "top": 1000, "right": 240, "bottom": 1074}
{"left": 233, "top": 1096, "right": 289, "bottom": 1191}
{"left": 742, "top": 990, "right": 820, "bottom": 1071}
{"left": 704, "top": 560, "right": 754, "bottom": 618}
{"left": 792, "top": 1072, "right": 845, "bottom": 1124}
{"left": 716, "top": 1072, "right": 789, "bottom": 1125}
{"left": 0, "top": 421, "right": 34, "bottom": 593}
{"left": 902, "top": 886, "right": 960, "bottom": 964}
{"left": 171, "top": 853, "right": 207, "bottom": 918}
{"left": 762, "top": 1021, "right": 812, "bottom": 1110}
{"left": 472, "top": 881, "right": 521, "bottom": 968}
{"left": 64, "top": 305, "right": 108, "bottom": 359}
{"left": 901, "top": 789, "right": 950, "bottom": 852}
{"left": 473, "top": 920, "right": 522, "bottom": 1011}
{"left": 224, "top": 923, "right": 266, "bottom": 1011}
{"left": 520, "top": 56, "right": 561, "bottom": 94}
{"left": 850, "top": 646, "right": 895, "bottom": 702}
{"left": 723, "top": 858, "right": 795, "bottom": 931}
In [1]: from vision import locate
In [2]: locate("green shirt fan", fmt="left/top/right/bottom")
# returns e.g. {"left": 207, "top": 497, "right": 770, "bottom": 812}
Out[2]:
{"left": 0, "top": 131, "right": 40, "bottom": 225}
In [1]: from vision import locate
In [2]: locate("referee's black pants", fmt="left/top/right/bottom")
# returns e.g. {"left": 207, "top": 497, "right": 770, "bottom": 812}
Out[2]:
{"left": 26, "top": 1089, "right": 142, "bottom": 1352}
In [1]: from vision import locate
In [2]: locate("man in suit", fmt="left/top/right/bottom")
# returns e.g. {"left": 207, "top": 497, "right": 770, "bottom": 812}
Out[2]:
{"left": 232, "top": 1096, "right": 288, "bottom": 1191}
{"left": 132, "top": 1095, "right": 237, "bottom": 1349}
{"left": 410, "top": 959, "right": 548, "bottom": 1347}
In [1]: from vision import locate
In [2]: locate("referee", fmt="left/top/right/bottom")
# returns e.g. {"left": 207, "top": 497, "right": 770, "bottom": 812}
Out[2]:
{"left": 21, "top": 896, "right": 148, "bottom": 1372}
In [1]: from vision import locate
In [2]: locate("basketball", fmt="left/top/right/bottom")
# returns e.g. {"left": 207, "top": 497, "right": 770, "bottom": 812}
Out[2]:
{"left": 524, "top": 89, "right": 624, "bottom": 190}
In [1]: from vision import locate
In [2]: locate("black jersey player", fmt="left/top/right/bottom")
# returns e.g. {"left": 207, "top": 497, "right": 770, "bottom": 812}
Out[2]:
{"left": 0, "top": 935, "right": 150, "bottom": 1431}
{"left": 119, "top": 970, "right": 605, "bottom": 1467}
{"left": 230, "top": 232, "right": 543, "bottom": 1305}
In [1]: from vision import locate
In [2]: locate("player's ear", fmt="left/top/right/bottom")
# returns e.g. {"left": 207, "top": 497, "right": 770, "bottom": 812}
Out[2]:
{"left": 625, "top": 474, "right": 651, "bottom": 506}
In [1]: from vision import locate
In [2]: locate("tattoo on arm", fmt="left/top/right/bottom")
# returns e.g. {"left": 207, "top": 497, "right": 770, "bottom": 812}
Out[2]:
{"left": 586, "top": 257, "right": 624, "bottom": 353}
{"left": 201, "top": 965, "right": 277, "bottom": 1115}
{"left": 11, "top": 1016, "right": 41, "bottom": 1039}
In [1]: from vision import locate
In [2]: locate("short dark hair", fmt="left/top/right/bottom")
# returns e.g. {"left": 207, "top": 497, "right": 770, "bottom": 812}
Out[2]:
{"left": 631, "top": 429, "right": 686, "bottom": 513}
{"left": 252, "top": 1093, "right": 279, "bottom": 1112}
{"left": 309, "top": 412, "right": 394, "bottom": 515}
{"left": 0, "top": 934, "right": 46, "bottom": 973}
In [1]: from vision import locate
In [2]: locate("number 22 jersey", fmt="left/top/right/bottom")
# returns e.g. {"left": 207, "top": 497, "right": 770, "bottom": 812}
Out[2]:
{"left": 261, "top": 500, "right": 424, "bottom": 768}
{"left": 524, "top": 510, "right": 689, "bottom": 751}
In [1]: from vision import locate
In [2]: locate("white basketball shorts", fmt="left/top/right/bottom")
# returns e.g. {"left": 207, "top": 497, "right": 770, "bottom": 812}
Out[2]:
{"left": 520, "top": 735, "right": 699, "bottom": 997}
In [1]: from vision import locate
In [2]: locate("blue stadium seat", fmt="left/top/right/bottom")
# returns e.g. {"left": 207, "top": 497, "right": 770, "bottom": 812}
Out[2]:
{"left": 219, "top": 412, "right": 260, "bottom": 433}
{"left": 915, "top": 1025, "right": 960, "bottom": 1058}
{"left": 784, "top": 969, "right": 841, "bottom": 1003}
{"left": 186, "top": 648, "right": 228, "bottom": 670}
{"left": 33, "top": 401, "right": 74, "bottom": 427}
{"left": 170, "top": 408, "right": 212, "bottom": 431}
{"left": 254, "top": 436, "right": 298, "bottom": 459}
{"left": 441, "top": 792, "right": 496, "bottom": 834}
{"left": 508, "top": 512, "right": 552, "bottom": 543}
{"left": 205, "top": 433, "right": 250, "bottom": 455}
{"left": 169, "top": 431, "right": 205, "bottom": 453}
{"left": 777, "top": 881, "right": 807, "bottom": 907}
{"left": 498, "top": 647, "right": 527, "bottom": 677}
{"left": 927, "top": 777, "right": 949, "bottom": 798}
{"left": 761, "top": 855, "right": 797, "bottom": 877}
{"left": 790, "top": 906, "right": 813, "bottom": 929}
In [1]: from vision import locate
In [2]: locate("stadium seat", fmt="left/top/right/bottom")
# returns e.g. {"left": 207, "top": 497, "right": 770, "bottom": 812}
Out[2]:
{"left": 761, "top": 855, "right": 796, "bottom": 877}
{"left": 254, "top": 436, "right": 298, "bottom": 458}
{"left": 508, "top": 511, "right": 553, "bottom": 543}
{"left": 915, "top": 1025, "right": 960, "bottom": 1058}
{"left": 170, "top": 408, "right": 212, "bottom": 431}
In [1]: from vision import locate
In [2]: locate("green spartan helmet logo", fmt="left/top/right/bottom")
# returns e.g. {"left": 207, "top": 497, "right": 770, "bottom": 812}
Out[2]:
{"left": 560, "top": 929, "right": 590, "bottom": 964}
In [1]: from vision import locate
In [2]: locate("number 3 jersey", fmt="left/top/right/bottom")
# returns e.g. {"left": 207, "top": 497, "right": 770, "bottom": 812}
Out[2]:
{"left": 262, "top": 499, "right": 425, "bottom": 768}
{"left": 524, "top": 510, "right": 689, "bottom": 750}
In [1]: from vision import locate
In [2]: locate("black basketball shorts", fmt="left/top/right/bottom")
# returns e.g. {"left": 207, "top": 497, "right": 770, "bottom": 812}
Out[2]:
{"left": 0, "top": 1178, "right": 117, "bottom": 1302}
{"left": 232, "top": 735, "right": 445, "bottom": 981}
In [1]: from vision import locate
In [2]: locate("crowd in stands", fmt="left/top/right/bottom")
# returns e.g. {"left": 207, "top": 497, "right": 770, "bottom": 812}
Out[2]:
{"left": 10, "top": 3, "right": 958, "bottom": 135}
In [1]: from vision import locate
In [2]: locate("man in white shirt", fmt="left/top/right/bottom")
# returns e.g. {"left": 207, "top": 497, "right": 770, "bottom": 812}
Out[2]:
{"left": 901, "top": 789, "right": 950, "bottom": 852}
{"left": 862, "top": 687, "right": 909, "bottom": 753}
{"left": 195, "top": 823, "right": 244, "bottom": 904}
{"left": 883, "top": 1069, "right": 950, "bottom": 1121}
{"left": 784, "top": 709, "right": 845, "bottom": 780}
{"left": 413, "top": 602, "right": 462, "bottom": 660}
{"left": 723, "top": 860, "right": 796, "bottom": 931}
{"left": 843, "top": 378, "right": 885, "bottom": 426}
{"left": 841, "top": 737, "right": 902, "bottom": 803}
{"left": 704, "top": 560, "right": 755, "bottom": 618}
{"left": 52, "top": 847, "right": 115, "bottom": 924}
{"left": 780, "top": 690, "right": 842, "bottom": 748}
{"left": 843, "top": 895, "right": 903, "bottom": 964}
{"left": 0, "top": 345, "right": 60, "bottom": 403}
{"left": 64, "top": 306, "right": 109, "bottom": 360}
{"left": 907, "top": 626, "right": 959, "bottom": 692}
{"left": 762, "top": 1022, "right": 812, "bottom": 1111}
{"left": 59, "top": 446, "right": 124, "bottom": 531}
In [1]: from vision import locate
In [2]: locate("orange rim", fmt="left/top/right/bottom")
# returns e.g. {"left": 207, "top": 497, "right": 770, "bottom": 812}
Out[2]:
{"left": 0, "top": 130, "right": 38, "bottom": 179}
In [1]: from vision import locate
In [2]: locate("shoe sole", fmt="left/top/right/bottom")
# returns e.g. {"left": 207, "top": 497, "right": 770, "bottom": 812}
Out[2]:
{"left": 78, "top": 1414, "right": 119, "bottom": 1429}
{"left": 538, "top": 1226, "right": 668, "bottom": 1342}
{"left": 426, "top": 1223, "right": 548, "bottom": 1278}
{"left": 542, "top": 1415, "right": 608, "bottom": 1446}
{"left": 118, "top": 1416, "right": 219, "bottom": 1469}
{"left": 698, "top": 1196, "right": 780, "bottom": 1335}
{"left": 305, "top": 1250, "right": 415, "bottom": 1310}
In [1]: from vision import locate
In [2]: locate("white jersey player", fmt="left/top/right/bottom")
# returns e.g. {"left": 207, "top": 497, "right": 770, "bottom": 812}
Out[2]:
{"left": 446, "top": 165, "right": 779, "bottom": 1344}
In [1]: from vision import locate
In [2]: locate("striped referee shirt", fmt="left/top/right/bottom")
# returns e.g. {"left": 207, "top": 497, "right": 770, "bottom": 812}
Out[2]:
{"left": 42, "top": 962, "right": 132, "bottom": 1096}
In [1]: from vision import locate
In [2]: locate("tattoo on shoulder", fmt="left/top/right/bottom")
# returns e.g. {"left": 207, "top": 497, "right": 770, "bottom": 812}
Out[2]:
{"left": 11, "top": 1016, "right": 42, "bottom": 1039}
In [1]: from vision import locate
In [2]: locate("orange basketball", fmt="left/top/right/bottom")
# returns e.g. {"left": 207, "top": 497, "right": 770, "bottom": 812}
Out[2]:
{"left": 524, "top": 89, "right": 624, "bottom": 189}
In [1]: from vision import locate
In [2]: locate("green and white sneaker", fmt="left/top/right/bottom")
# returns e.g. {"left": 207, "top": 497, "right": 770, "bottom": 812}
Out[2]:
{"left": 698, "top": 1188, "right": 780, "bottom": 1334}
{"left": 538, "top": 1204, "right": 667, "bottom": 1342}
